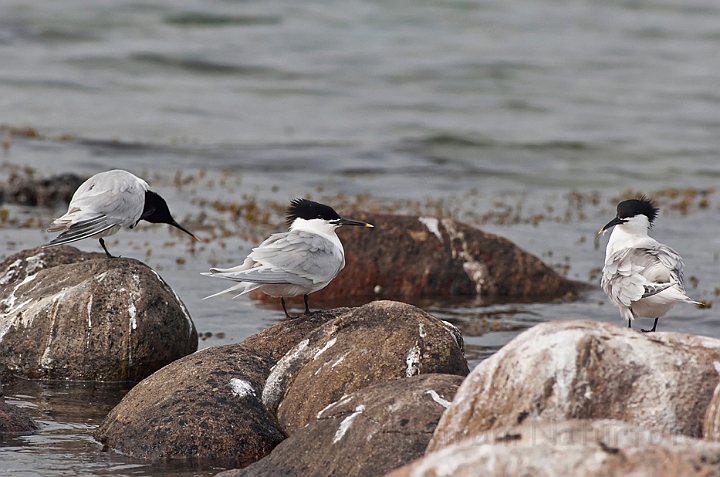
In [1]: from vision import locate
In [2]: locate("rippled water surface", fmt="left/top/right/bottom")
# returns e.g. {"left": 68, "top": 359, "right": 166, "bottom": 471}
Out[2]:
{"left": 1, "top": 0, "right": 720, "bottom": 475}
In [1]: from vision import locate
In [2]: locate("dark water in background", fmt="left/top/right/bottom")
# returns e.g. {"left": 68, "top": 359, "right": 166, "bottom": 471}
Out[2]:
{"left": 1, "top": 0, "right": 720, "bottom": 475}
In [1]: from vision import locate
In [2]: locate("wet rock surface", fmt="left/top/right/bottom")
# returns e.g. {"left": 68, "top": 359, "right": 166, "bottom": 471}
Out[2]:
{"left": 387, "top": 419, "right": 720, "bottom": 477}
{"left": 0, "top": 401, "right": 38, "bottom": 435}
{"left": 95, "top": 344, "right": 283, "bottom": 467}
{"left": 262, "top": 300, "right": 468, "bottom": 435}
{"left": 221, "top": 374, "right": 463, "bottom": 477}
{"left": 254, "top": 213, "right": 587, "bottom": 306}
{"left": 0, "top": 246, "right": 197, "bottom": 381}
{"left": 428, "top": 320, "right": 720, "bottom": 453}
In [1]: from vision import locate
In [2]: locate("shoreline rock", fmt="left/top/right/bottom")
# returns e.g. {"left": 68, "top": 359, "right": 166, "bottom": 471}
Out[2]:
{"left": 386, "top": 419, "right": 720, "bottom": 477}
{"left": 428, "top": 320, "right": 720, "bottom": 453}
{"left": 94, "top": 344, "right": 283, "bottom": 467}
{"left": 222, "top": 374, "right": 464, "bottom": 477}
{"left": 0, "top": 401, "right": 38, "bottom": 435}
{"left": 261, "top": 301, "right": 468, "bottom": 435}
{"left": 0, "top": 246, "right": 197, "bottom": 381}
{"left": 253, "top": 213, "right": 589, "bottom": 306}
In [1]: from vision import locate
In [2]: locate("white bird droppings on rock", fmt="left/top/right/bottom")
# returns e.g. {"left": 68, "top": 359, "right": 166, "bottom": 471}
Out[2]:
{"left": 317, "top": 394, "right": 352, "bottom": 419}
{"left": 418, "top": 217, "right": 443, "bottom": 242}
{"left": 426, "top": 390, "right": 452, "bottom": 408}
{"left": 314, "top": 337, "right": 337, "bottom": 360}
{"left": 262, "top": 339, "right": 311, "bottom": 410}
{"left": 228, "top": 378, "right": 256, "bottom": 398}
{"left": 406, "top": 344, "right": 421, "bottom": 377}
{"left": 332, "top": 405, "right": 365, "bottom": 444}
{"left": 441, "top": 218, "right": 488, "bottom": 294}
{"left": 128, "top": 301, "right": 137, "bottom": 330}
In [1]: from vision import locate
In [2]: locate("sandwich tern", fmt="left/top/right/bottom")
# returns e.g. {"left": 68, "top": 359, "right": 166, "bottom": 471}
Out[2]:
{"left": 203, "top": 198, "right": 373, "bottom": 318}
{"left": 46, "top": 169, "right": 198, "bottom": 258}
{"left": 599, "top": 196, "right": 699, "bottom": 332}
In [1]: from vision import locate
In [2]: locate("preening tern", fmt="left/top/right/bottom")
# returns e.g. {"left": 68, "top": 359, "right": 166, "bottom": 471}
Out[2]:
{"left": 203, "top": 198, "right": 373, "bottom": 318}
{"left": 599, "top": 196, "right": 699, "bottom": 332}
{"left": 46, "top": 169, "right": 198, "bottom": 258}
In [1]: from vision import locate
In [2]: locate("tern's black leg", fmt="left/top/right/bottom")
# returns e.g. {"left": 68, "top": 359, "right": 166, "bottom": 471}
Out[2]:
{"left": 628, "top": 319, "right": 631, "bottom": 329}
{"left": 303, "top": 294, "right": 312, "bottom": 316}
{"left": 641, "top": 318, "right": 659, "bottom": 333}
{"left": 99, "top": 238, "right": 115, "bottom": 258}
{"left": 281, "top": 298, "right": 293, "bottom": 318}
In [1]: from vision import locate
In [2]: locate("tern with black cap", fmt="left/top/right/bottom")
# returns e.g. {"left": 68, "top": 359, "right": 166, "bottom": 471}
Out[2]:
{"left": 203, "top": 198, "right": 373, "bottom": 318}
{"left": 598, "top": 196, "right": 699, "bottom": 332}
{"left": 46, "top": 169, "right": 198, "bottom": 258}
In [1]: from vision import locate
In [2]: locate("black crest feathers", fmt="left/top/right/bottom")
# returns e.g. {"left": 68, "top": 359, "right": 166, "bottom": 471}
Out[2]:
{"left": 286, "top": 198, "right": 341, "bottom": 228}
{"left": 616, "top": 196, "right": 659, "bottom": 224}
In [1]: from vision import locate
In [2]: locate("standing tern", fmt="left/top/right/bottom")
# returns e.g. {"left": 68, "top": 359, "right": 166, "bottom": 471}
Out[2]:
{"left": 202, "top": 198, "right": 373, "bottom": 318}
{"left": 599, "top": 196, "right": 699, "bottom": 332}
{"left": 46, "top": 169, "right": 198, "bottom": 258}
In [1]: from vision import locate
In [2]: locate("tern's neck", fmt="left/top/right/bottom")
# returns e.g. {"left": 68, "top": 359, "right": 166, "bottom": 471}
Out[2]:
{"left": 606, "top": 219, "right": 651, "bottom": 256}
{"left": 290, "top": 218, "right": 339, "bottom": 237}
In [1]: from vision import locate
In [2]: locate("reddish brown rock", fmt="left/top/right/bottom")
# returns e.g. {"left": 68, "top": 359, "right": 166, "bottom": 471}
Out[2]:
{"left": 0, "top": 246, "right": 197, "bottom": 381}
{"left": 253, "top": 213, "right": 586, "bottom": 307}
{"left": 94, "top": 344, "right": 283, "bottom": 467}
{"left": 261, "top": 301, "right": 468, "bottom": 435}
{"left": 386, "top": 420, "right": 720, "bottom": 477}
{"left": 219, "top": 374, "right": 463, "bottom": 477}
{"left": 428, "top": 320, "right": 720, "bottom": 453}
{"left": 0, "top": 401, "right": 38, "bottom": 435}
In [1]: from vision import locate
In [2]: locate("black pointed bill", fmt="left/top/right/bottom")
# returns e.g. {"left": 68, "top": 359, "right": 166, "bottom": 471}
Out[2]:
{"left": 170, "top": 220, "right": 200, "bottom": 240}
{"left": 337, "top": 218, "right": 374, "bottom": 228}
{"left": 598, "top": 216, "right": 624, "bottom": 234}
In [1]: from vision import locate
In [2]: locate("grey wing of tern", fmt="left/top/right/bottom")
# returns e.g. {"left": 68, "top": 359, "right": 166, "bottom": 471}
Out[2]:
{"left": 47, "top": 215, "right": 117, "bottom": 245}
{"left": 211, "top": 230, "right": 345, "bottom": 285}
{"left": 602, "top": 244, "right": 685, "bottom": 307}
{"left": 247, "top": 230, "right": 345, "bottom": 283}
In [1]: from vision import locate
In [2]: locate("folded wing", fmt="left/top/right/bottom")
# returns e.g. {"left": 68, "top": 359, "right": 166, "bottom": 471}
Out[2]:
{"left": 602, "top": 244, "right": 685, "bottom": 308}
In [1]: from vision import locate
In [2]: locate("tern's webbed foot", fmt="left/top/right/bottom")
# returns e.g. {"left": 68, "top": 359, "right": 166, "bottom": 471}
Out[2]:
{"left": 641, "top": 318, "right": 659, "bottom": 333}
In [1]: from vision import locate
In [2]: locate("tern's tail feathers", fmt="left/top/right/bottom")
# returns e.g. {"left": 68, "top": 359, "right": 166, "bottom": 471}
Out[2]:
{"left": 206, "top": 258, "right": 255, "bottom": 275}
{"left": 643, "top": 283, "right": 700, "bottom": 305}
{"left": 201, "top": 279, "right": 261, "bottom": 300}
{"left": 47, "top": 215, "right": 117, "bottom": 246}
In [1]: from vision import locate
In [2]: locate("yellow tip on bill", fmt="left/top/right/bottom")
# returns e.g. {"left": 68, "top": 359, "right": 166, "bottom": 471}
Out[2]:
{"left": 365, "top": 223, "right": 374, "bottom": 228}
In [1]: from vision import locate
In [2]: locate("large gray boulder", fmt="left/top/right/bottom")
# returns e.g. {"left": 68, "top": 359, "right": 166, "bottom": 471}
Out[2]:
{"left": 428, "top": 320, "right": 720, "bottom": 453}
{"left": 0, "top": 246, "right": 197, "bottom": 381}
{"left": 262, "top": 301, "right": 468, "bottom": 435}
{"left": 386, "top": 420, "right": 720, "bottom": 477}
{"left": 95, "top": 344, "right": 283, "bottom": 466}
{"left": 221, "top": 374, "right": 463, "bottom": 477}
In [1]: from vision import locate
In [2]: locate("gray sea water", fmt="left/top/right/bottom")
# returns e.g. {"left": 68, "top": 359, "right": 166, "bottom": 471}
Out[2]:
{"left": 1, "top": 0, "right": 720, "bottom": 475}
